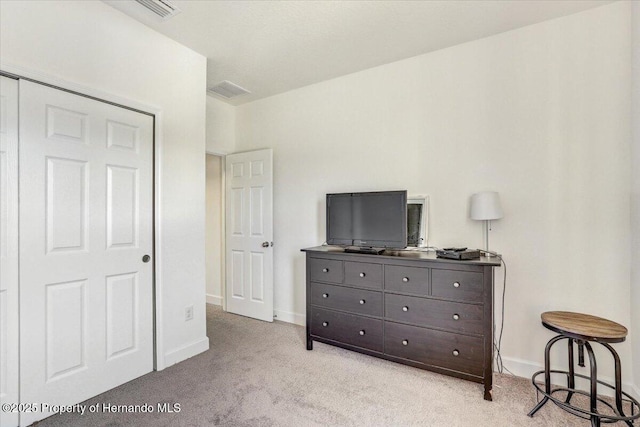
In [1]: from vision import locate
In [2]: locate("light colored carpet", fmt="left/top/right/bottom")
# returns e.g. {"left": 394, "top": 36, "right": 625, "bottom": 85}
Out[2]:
{"left": 35, "top": 305, "right": 632, "bottom": 426}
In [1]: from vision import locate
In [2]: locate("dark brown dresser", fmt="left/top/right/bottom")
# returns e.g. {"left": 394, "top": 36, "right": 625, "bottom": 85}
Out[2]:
{"left": 302, "top": 246, "right": 501, "bottom": 401}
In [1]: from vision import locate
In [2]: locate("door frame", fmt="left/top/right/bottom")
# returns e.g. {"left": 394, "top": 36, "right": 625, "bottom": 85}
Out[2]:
{"left": 0, "top": 63, "right": 167, "bottom": 370}
{"left": 205, "top": 150, "right": 227, "bottom": 311}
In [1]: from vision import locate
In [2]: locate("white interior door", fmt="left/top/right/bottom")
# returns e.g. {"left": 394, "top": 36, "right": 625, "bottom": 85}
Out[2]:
{"left": 225, "top": 149, "right": 273, "bottom": 322}
{"left": 19, "top": 80, "right": 154, "bottom": 426}
{"left": 0, "top": 76, "right": 19, "bottom": 427}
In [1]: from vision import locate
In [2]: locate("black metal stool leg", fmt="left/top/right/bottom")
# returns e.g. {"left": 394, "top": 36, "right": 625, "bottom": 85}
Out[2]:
{"left": 528, "top": 335, "right": 565, "bottom": 417}
{"left": 600, "top": 342, "right": 634, "bottom": 427}
{"left": 584, "top": 342, "right": 600, "bottom": 427}
{"left": 565, "top": 338, "right": 575, "bottom": 404}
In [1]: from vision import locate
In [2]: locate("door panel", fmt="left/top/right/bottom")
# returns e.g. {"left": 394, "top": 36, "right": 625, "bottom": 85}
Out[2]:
{"left": 0, "top": 76, "right": 19, "bottom": 427}
{"left": 225, "top": 149, "right": 273, "bottom": 322}
{"left": 19, "top": 80, "right": 154, "bottom": 426}
{"left": 46, "top": 157, "right": 89, "bottom": 253}
{"left": 106, "top": 165, "right": 138, "bottom": 248}
{"left": 45, "top": 280, "right": 87, "bottom": 380}
{"left": 106, "top": 272, "right": 138, "bottom": 359}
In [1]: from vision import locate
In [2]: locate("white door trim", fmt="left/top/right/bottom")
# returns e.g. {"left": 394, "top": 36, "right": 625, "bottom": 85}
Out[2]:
{"left": 205, "top": 150, "right": 226, "bottom": 311}
{"left": 1, "top": 75, "right": 20, "bottom": 427}
{"left": 0, "top": 63, "right": 167, "bottom": 370}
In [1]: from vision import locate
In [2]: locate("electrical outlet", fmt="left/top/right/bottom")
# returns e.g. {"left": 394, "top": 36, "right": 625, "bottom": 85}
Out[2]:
{"left": 185, "top": 305, "right": 194, "bottom": 321}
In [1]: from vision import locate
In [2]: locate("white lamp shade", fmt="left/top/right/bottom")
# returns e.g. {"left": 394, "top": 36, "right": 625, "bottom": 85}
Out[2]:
{"left": 470, "top": 191, "right": 503, "bottom": 220}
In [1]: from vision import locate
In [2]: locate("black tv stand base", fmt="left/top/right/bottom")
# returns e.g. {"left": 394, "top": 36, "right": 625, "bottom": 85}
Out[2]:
{"left": 344, "top": 246, "right": 385, "bottom": 255}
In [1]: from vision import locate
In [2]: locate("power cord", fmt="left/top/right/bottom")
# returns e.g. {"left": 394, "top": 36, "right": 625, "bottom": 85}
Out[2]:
{"left": 481, "top": 250, "right": 512, "bottom": 376}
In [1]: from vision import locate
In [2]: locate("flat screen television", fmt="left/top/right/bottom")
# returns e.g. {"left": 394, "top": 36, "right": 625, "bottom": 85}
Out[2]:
{"left": 326, "top": 190, "right": 407, "bottom": 250}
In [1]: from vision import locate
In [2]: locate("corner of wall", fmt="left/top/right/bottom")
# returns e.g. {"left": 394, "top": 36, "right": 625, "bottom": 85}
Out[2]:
{"left": 206, "top": 95, "right": 237, "bottom": 154}
{"left": 631, "top": 0, "right": 640, "bottom": 398}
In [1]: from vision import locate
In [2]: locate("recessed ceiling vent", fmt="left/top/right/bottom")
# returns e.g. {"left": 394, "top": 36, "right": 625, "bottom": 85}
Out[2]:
{"left": 134, "top": 0, "right": 181, "bottom": 20}
{"left": 207, "top": 81, "right": 251, "bottom": 99}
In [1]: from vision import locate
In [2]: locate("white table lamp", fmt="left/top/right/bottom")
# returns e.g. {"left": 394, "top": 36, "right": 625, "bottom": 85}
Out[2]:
{"left": 470, "top": 191, "right": 503, "bottom": 256}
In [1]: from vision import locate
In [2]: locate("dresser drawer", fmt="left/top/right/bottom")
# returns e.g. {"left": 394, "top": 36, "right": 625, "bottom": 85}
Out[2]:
{"left": 309, "top": 257, "right": 343, "bottom": 284}
{"left": 432, "top": 269, "right": 483, "bottom": 303}
{"left": 344, "top": 261, "right": 383, "bottom": 289}
{"left": 384, "top": 322, "right": 484, "bottom": 377}
{"left": 385, "top": 265, "right": 430, "bottom": 295}
{"left": 311, "top": 283, "right": 382, "bottom": 317}
{"left": 385, "top": 294, "right": 483, "bottom": 335}
{"left": 311, "top": 308, "right": 383, "bottom": 352}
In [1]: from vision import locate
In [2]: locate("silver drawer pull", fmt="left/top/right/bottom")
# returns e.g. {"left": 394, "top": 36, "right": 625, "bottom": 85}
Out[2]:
{"left": 322, "top": 268, "right": 329, "bottom": 273}
{"left": 359, "top": 272, "right": 366, "bottom": 278}
{"left": 359, "top": 330, "right": 366, "bottom": 336}
{"left": 359, "top": 299, "right": 366, "bottom": 305}
{"left": 453, "top": 282, "right": 460, "bottom": 288}
{"left": 322, "top": 321, "right": 329, "bottom": 327}
{"left": 452, "top": 314, "right": 460, "bottom": 321}
{"left": 402, "top": 306, "right": 409, "bottom": 312}
{"left": 402, "top": 339, "right": 409, "bottom": 346}
{"left": 452, "top": 349, "right": 460, "bottom": 356}
{"left": 402, "top": 277, "right": 409, "bottom": 282}
{"left": 322, "top": 293, "right": 329, "bottom": 298}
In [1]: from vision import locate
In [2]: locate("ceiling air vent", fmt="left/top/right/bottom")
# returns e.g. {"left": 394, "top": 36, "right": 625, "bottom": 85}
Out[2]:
{"left": 134, "top": 0, "right": 181, "bottom": 20}
{"left": 207, "top": 81, "right": 251, "bottom": 99}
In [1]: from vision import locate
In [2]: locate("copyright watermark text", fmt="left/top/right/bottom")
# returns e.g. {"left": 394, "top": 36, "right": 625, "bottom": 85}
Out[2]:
{"left": 1, "top": 402, "right": 181, "bottom": 415}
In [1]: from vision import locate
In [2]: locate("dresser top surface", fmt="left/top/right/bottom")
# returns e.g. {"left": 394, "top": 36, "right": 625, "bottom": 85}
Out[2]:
{"left": 301, "top": 246, "right": 501, "bottom": 266}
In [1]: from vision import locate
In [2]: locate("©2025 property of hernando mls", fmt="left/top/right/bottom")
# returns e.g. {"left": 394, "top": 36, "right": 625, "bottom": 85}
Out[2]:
{"left": 1, "top": 1, "right": 640, "bottom": 426}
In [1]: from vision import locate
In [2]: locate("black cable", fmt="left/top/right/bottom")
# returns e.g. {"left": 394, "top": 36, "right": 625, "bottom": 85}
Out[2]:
{"left": 482, "top": 250, "right": 509, "bottom": 375}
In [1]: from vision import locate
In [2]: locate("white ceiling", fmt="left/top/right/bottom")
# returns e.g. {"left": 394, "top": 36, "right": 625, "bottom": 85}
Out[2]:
{"left": 105, "top": 0, "right": 613, "bottom": 105}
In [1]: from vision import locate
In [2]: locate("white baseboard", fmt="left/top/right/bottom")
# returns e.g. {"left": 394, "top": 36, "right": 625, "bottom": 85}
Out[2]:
{"left": 273, "top": 309, "right": 305, "bottom": 326}
{"left": 631, "top": 382, "right": 640, "bottom": 401}
{"left": 163, "top": 337, "right": 209, "bottom": 368}
{"left": 500, "top": 355, "right": 637, "bottom": 399}
{"left": 206, "top": 294, "right": 223, "bottom": 306}
{"left": 498, "top": 355, "right": 540, "bottom": 379}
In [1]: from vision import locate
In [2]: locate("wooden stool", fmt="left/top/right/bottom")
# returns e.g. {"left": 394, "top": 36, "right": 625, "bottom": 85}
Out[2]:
{"left": 527, "top": 311, "right": 639, "bottom": 427}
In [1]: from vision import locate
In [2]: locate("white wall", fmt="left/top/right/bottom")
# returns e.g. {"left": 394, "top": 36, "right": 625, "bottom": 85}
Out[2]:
{"left": 235, "top": 2, "right": 633, "bottom": 383}
{"left": 0, "top": 0, "right": 209, "bottom": 368}
{"left": 631, "top": 0, "right": 640, "bottom": 399}
{"left": 206, "top": 154, "right": 223, "bottom": 306}
{"left": 207, "top": 95, "right": 236, "bottom": 154}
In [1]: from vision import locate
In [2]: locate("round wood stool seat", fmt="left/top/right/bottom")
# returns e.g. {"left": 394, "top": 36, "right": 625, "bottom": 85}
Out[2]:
{"left": 529, "top": 311, "right": 638, "bottom": 427}
{"left": 541, "top": 311, "right": 628, "bottom": 343}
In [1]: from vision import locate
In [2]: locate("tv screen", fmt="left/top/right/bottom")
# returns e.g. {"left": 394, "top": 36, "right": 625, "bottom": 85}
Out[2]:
{"left": 326, "top": 191, "right": 407, "bottom": 248}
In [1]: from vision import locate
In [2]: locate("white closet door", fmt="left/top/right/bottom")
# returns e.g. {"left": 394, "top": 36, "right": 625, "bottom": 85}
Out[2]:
{"left": 0, "top": 76, "right": 19, "bottom": 427}
{"left": 225, "top": 149, "right": 274, "bottom": 322}
{"left": 19, "top": 81, "right": 154, "bottom": 426}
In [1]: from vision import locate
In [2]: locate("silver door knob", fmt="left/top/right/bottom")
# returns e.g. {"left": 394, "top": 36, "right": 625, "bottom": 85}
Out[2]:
{"left": 322, "top": 322, "right": 329, "bottom": 327}
{"left": 402, "top": 306, "right": 409, "bottom": 312}
{"left": 453, "top": 314, "right": 460, "bottom": 321}
{"left": 322, "top": 268, "right": 329, "bottom": 273}
{"left": 359, "top": 299, "right": 365, "bottom": 305}
{"left": 402, "top": 339, "right": 409, "bottom": 346}
{"left": 142, "top": 255, "right": 151, "bottom": 263}
{"left": 453, "top": 282, "right": 460, "bottom": 288}
{"left": 262, "top": 241, "right": 269, "bottom": 248}
{"left": 359, "top": 272, "right": 366, "bottom": 278}
{"left": 359, "top": 330, "right": 365, "bottom": 336}
{"left": 322, "top": 293, "right": 329, "bottom": 298}
{"left": 452, "top": 349, "right": 460, "bottom": 356}
{"left": 402, "top": 277, "right": 409, "bottom": 282}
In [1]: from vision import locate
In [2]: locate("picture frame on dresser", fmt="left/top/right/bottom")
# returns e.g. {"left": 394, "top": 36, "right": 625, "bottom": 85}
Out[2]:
{"left": 302, "top": 246, "right": 500, "bottom": 401}
{"left": 407, "top": 196, "right": 429, "bottom": 247}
